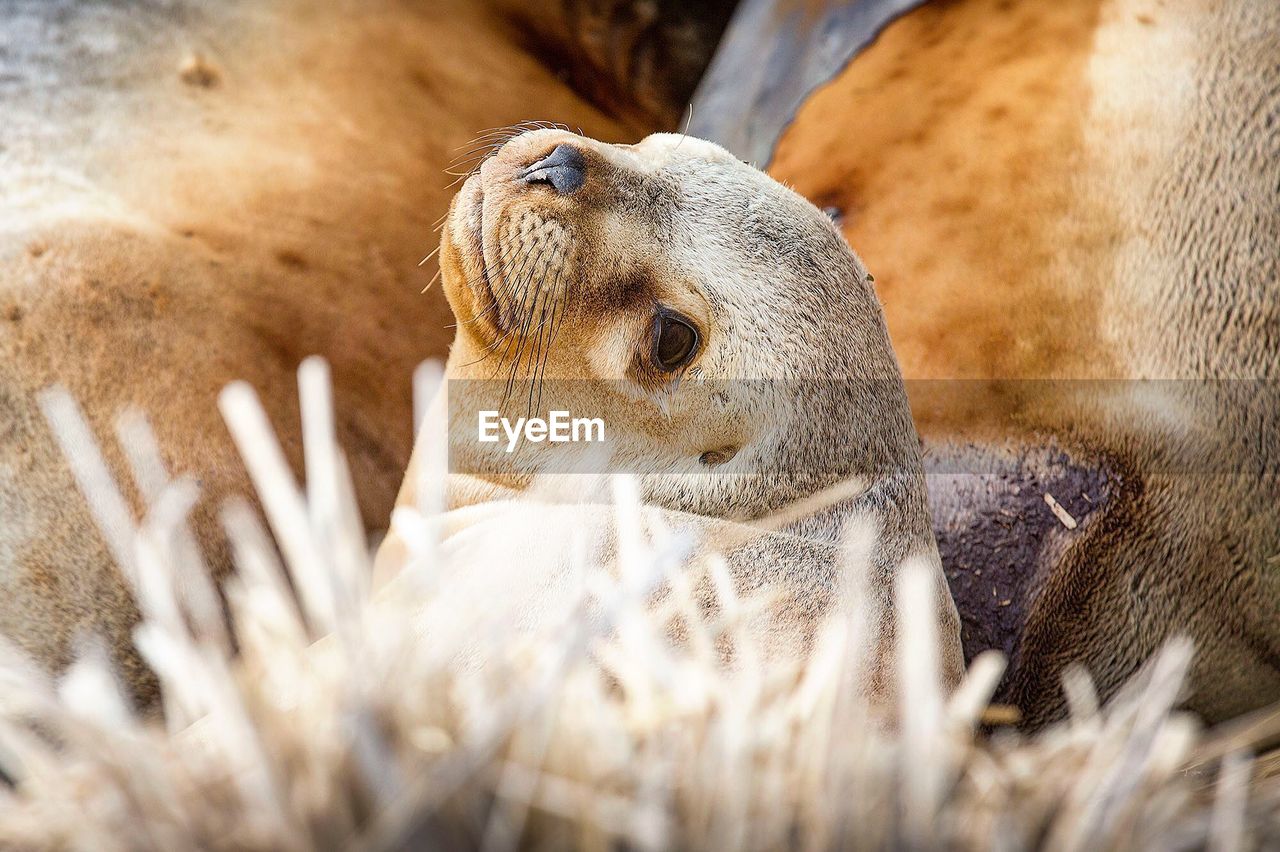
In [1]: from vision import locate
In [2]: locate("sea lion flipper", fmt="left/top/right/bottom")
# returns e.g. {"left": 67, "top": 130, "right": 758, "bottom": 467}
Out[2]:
{"left": 688, "top": 0, "right": 931, "bottom": 164}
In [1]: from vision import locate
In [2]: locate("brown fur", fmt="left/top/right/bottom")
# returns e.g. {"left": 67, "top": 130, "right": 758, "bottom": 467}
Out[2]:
{"left": 771, "top": 0, "right": 1280, "bottom": 725}
{"left": 0, "top": 0, "right": 724, "bottom": 704}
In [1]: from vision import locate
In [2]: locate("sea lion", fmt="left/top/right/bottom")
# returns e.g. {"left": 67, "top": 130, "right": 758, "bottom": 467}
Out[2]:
{"left": 378, "top": 128, "right": 965, "bottom": 697}
{"left": 0, "top": 0, "right": 731, "bottom": 704}
{"left": 738, "top": 0, "right": 1279, "bottom": 726}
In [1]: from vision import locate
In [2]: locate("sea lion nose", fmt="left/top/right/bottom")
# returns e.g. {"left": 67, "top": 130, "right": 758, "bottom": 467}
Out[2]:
{"left": 517, "top": 144, "right": 586, "bottom": 195}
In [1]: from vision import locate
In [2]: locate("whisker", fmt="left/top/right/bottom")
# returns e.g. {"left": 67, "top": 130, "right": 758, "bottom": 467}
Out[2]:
{"left": 460, "top": 243, "right": 531, "bottom": 366}
{"left": 474, "top": 326, "right": 518, "bottom": 371}
{"left": 417, "top": 245, "right": 441, "bottom": 267}
{"left": 453, "top": 125, "right": 528, "bottom": 151}
{"left": 445, "top": 142, "right": 505, "bottom": 173}
{"left": 500, "top": 265, "right": 545, "bottom": 392}
{"left": 454, "top": 128, "right": 518, "bottom": 150}
{"left": 546, "top": 273, "right": 571, "bottom": 352}
{"left": 500, "top": 253, "right": 549, "bottom": 399}
{"left": 490, "top": 249, "right": 547, "bottom": 385}
{"left": 531, "top": 269, "right": 566, "bottom": 414}
{"left": 419, "top": 266, "right": 442, "bottom": 294}
{"left": 445, "top": 164, "right": 481, "bottom": 185}
{"left": 460, "top": 327, "right": 514, "bottom": 368}
{"left": 453, "top": 124, "right": 520, "bottom": 146}
{"left": 460, "top": 241, "right": 529, "bottom": 331}
{"left": 523, "top": 303, "right": 548, "bottom": 416}
{"left": 524, "top": 281, "right": 556, "bottom": 416}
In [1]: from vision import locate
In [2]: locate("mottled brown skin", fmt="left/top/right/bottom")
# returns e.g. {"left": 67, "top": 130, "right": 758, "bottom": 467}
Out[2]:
{"left": 771, "top": 0, "right": 1280, "bottom": 726}
{"left": 0, "top": 0, "right": 733, "bottom": 705}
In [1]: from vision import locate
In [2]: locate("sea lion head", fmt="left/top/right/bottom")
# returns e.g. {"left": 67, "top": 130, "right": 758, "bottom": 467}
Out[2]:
{"left": 439, "top": 129, "right": 927, "bottom": 532}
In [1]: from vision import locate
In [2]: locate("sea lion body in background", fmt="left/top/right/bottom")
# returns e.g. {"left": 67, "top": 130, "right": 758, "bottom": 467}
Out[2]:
{"left": 6, "top": 0, "right": 1275, "bottom": 730}
{"left": 739, "top": 0, "right": 1279, "bottom": 726}
{"left": 380, "top": 129, "right": 965, "bottom": 698}
{"left": 0, "top": 0, "right": 733, "bottom": 703}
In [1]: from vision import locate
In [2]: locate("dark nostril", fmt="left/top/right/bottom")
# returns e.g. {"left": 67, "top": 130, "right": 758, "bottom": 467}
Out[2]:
{"left": 517, "top": 144, "right": 586, "bottom": 195}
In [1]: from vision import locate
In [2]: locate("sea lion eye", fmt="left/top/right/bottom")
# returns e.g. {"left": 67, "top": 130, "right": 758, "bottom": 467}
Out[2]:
{"left": 652, "top": 310, "right": 699, "bottom": 372}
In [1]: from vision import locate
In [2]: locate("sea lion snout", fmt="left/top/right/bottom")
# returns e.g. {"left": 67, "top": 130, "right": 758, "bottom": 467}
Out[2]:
{"left": 441, "top": 129, "right": 642, "bottom": 347}
{"left": 481, "top": 129, "right": 595, "bottom": 188}
{"left": 516, "top": 143, "right": 587, "bottom": 195}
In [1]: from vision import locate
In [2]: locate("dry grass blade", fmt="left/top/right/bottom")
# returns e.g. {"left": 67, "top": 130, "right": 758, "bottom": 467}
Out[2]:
{"left": 0, "top": 363, "right": 1276, "bottom": 850}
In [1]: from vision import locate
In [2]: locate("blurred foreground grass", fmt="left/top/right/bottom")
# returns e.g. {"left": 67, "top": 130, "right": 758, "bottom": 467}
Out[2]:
{"left": 0, "top": 358, "right": 1276, "bottom": 850}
